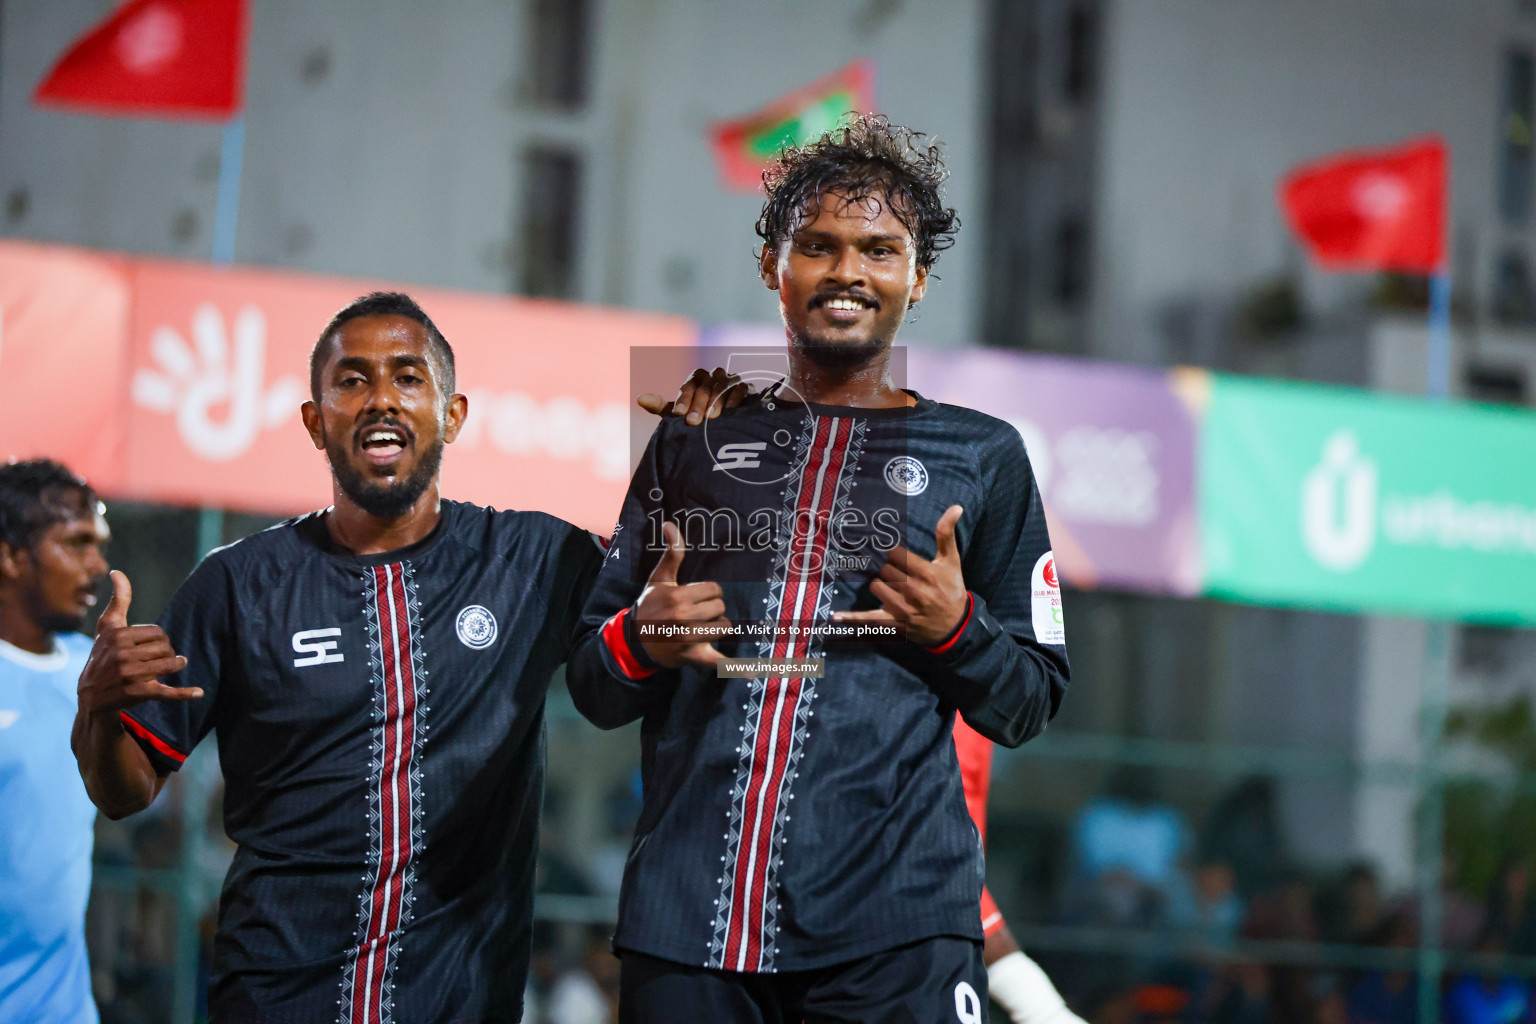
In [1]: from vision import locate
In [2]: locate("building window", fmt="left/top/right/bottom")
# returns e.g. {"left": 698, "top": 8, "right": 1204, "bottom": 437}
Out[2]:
{"left": 1498, "top": 51, "right": 1533, "bottom": 224}
{"left": 1464, "top": 364, "right": 1528, "bottom": 405}
{"left": 1459, "top": 624, "right": 1520, "bottom": 673}
{"left": 517, "top": 148, "right": 582, "bottom": 299}
{"left": 1064, "top": 4, "right": 1097, "bottom": 104}
{"left": 1493, "top": 248, "right": 1536, "bottom": 325}
{"left": 1054, "top": 213, "right": 1089, "bottom": 307}
{"left": 524, "top": 0, "right": 591, "bottom": 110}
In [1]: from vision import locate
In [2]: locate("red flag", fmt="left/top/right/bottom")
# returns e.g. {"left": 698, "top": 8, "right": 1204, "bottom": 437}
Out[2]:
{"left": 34, "top": 0, "right": 245, "bottom": 119}
{"left": 1278, "top": 137, "right": 1447, "bottom": 273}
{"left": 710, "top": 62, "right": 875, "bottom": 192}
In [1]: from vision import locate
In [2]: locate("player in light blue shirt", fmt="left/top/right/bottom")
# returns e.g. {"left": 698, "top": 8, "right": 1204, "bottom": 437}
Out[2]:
{"left": 0, "top": 459, "right": 109, "bottom": 1024}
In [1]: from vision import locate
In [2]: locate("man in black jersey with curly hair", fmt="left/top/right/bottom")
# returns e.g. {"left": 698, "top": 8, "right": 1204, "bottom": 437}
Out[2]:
{"left": 568, "top": 116, "right": 1071, "bottom": 1022}
{"left": 72, "top": 292, "right": 739, "bottom": 1024}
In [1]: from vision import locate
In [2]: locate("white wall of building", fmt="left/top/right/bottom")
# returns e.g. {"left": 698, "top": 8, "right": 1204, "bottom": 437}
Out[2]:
{"left": 613, "top": 0, "right": 985, "bottom": 341}
{"left": 1092, "top": 0, "right": 1516, "bottom": 365}
{"left": 0, "top": 0, "right": 985, "bottom": 343}
{"left": 1087, "top": 0, "right": 1536, "bottom": 885}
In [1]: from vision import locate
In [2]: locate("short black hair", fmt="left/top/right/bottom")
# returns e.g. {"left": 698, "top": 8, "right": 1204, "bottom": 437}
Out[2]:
{"left": 309, "top": 291, "right": 456, "bottom": 401}
{"left": 756, "top": 114, "right": 960, "bottom": 273}
{"left": 0, "top": 459, "right": 99, "bottom": 551}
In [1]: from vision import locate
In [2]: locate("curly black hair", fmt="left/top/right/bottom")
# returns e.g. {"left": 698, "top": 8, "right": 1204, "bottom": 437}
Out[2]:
{"left": 756, "top": 114, "right": 960, "bottom": 272}
{"left": 0, "top": 459, "right": 98, "bottom": 551}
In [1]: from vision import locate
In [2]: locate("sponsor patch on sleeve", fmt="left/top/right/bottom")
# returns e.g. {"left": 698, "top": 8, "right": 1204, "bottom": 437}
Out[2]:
{"left": 1030, "top": 551, "right": 1066, "bottom": 645}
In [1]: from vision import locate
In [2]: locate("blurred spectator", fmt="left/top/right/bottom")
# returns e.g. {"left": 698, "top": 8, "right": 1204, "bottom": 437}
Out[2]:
{"left": 1441, "top": 856, "right": 1491, "bottom": 952}
{"left": 0, "top": 459, "right": 109, "bottom": 1024}
{"left": 1396, "top": 857, "right": 1486, "bottom": 953}
{"left": 523, "top": 922, "right": 561, "bottom": 1024}
{"left": 1319, "top": 988, "right": 1351, "bottom": 1024}
{"left": 1244, "top": 869, "right": 1320, "bottom": 1024}
{"left": 1201, "top": 776, "right": 1286, "bottom": 901}
{"left": 1484, "top": 857, "right": 1536, "bottom": 957}
{"left": 1443, "top": 929, "right": 1533, "bottom": 1024}
{"left": 1319, "top": 862, "right": 1386, "bottom": 946}
{"left": 545, "top": 928, "right": 618, "bottom": 1024}
{"left": 1069, "top": 767, "right": 1193, "bottom": 926}
{"left": 1168, "top": 860, "right": 1244, "bottom": 951}
{"left": 1346, "top": 912, "right": 1418, "bottom": 1024}
{"left": 1201, "top": 961, "right": 1271, "bottom": 1024}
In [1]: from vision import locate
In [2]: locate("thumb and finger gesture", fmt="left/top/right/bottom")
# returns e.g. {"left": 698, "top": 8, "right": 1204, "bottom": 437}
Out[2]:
{"left": 636, "top": 367, "right": 755, "bottom": 425}
{"left": 80, "top": 570, "right": 200, "bottom": 715}
{"left": 95, "top": 567, "right": 133, "bottom": 635}
{"left": 636, "top": 522, "right": 733, "bottom": 669}
{"left": 833, "top": 505, "right": 968, "bottom": 648}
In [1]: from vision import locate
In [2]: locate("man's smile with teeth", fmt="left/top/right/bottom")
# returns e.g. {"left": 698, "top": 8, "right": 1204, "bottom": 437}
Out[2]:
{"left": 816, "top": 295, "right": 876, "bottom": 312}
{"left": 359, "top": 425, "right": 409, "bottom": 459}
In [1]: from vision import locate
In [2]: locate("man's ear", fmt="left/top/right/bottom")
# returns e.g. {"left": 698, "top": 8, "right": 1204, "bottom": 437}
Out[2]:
{"left": 443, "top": 393, "right": 469, "bottom": 444}
{"left": 301, "top": 400, "right": 325, "bottom": 452}
{"left": 908, "top": 264, "right": 930, "bottom": 308}
{"left": 0, "top": 541, "right": 25, "bottom": 584}
{"left": 759, "top": 246, "right": 780, "bottom": 291}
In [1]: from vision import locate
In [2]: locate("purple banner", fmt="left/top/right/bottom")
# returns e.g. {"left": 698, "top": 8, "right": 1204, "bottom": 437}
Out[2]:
{"left": 907, "top": 349, "right": 1199, "bottom": 596}
{"left": 696, "top": 326, "right": 1200, "bottom": 595}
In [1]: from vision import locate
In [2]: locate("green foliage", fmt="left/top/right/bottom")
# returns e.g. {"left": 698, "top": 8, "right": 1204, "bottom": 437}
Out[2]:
{"left": 1234, "top": 276, "right": 1305, "bottom": 341}
{"left": 1443, "top": 695, "right": 1536, "bottom": 896}
{"left": 1371, "top": 272, "right": 1431, "bottom": 313}
{"left": 1447, "top": 694, "right": 1536, "bottom": 771}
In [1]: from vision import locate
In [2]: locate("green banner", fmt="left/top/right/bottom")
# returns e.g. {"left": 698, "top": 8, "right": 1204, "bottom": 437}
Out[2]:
{"left": 1201, "top": 375, "right": 1536, "bottom": 624}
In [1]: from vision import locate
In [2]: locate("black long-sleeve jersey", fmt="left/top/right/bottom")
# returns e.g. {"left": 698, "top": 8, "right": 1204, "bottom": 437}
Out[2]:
{"left": 567, "top": 393, "right": 1069, "bottom": 973}
{"left": 120, "top": 502, "right": 603, "bottom": 1024}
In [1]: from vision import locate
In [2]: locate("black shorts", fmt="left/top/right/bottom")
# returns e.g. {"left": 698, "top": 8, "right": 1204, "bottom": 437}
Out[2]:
{"left": 617, "top": 936, "right": 988, "bottom": 1024}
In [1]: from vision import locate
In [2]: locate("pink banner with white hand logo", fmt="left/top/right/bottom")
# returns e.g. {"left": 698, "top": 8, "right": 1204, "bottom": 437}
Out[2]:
{"left": 1, "top": 241, "right": 692, "bottom": 531}
{"left": 0, "top": 242, "right": 130, "bottom": 492}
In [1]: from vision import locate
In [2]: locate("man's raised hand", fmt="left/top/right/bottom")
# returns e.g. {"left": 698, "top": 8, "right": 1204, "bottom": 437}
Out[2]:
{"left": 634, "top": 521, "right": 732, "bottom": 669}
{"left": 78, "top": 570, "right": 200, "bottom": 716}
{"left": 832, "top": 505, "right": 969, "bottom": 647}
{"left": 636, "top": 367, "right": 754, "bottom": 426}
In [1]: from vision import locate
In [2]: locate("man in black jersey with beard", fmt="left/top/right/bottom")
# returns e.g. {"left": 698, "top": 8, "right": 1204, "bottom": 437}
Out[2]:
{"left": 72, "top": 291, "right": 739, "bottom": 1024}
{"left": 568, "top": 116, "right": 1071, "bottom": 1022}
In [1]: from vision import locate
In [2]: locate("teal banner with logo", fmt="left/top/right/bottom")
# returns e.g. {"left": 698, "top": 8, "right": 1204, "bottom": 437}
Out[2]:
{"left": 1200, "top": 375, "right": 1536, "bottom": 624}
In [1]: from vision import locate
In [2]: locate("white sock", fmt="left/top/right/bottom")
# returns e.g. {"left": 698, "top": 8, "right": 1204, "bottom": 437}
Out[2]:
{"left": 986, "top": 950, "right": 1087, "bottom": 1024}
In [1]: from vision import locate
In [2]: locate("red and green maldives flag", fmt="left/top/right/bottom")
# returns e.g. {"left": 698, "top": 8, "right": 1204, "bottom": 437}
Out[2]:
{"left": 710, "top": 61, "right": 874, "bottom": 192}
{"left": 1278, "top": 136, "right": 1447, "bottom": 273}
{"left": 33, "top": 0, "right": 246, "bottom": 119}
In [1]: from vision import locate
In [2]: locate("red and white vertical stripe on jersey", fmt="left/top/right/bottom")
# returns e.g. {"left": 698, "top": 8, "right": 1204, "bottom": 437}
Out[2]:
{"left": 723, "top": 416, "right": 854, "bottom": 972}
{"left": 346, "top": 563, "right": 420, "bottom": 1024}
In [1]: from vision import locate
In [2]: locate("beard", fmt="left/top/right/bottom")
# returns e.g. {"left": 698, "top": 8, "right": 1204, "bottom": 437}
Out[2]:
{"left": 24, "top": 583, "right": 87, "bottom": 637}
{"left": 790, "top": 330, "right": 889, "bottom": 369}
{"left": 326, "top": 432, "right": 444, "bottom": 519}
{"left": 40, "top": 609, "right": 85, "bottom": 636}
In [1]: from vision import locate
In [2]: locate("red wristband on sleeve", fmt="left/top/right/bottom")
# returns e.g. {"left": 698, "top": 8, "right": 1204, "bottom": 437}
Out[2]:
{"left": 602, "top": 607, "right": 659, "bottom": 680}
{"left": 925, "top": 592, "right": 975, "bottom": 655}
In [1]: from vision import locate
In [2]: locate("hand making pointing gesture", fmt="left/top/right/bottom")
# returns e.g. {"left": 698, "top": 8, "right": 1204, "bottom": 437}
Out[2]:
{"left": 77, "top": 570, "right": 200, "bottom": 715}
{"left": 634, "top": 521, "right": 733, "bottom": 669}
{"left": 833, "top": 505, "right": 969, "bottom": 648}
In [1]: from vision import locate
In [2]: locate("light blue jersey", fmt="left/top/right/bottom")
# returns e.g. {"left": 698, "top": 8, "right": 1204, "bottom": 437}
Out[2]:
{"left": 0, "top": 633, "right": 98, "bottom": 1024}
